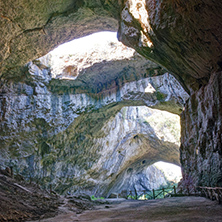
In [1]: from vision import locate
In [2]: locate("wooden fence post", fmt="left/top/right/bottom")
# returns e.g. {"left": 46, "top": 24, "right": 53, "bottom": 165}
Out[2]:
{"left": 174, "top": 186, "right": 176, "bottom": 195}
{"left": 217, "top": 189, "right": 221, "bottom": 204}
{"left": 153, "top": 189, "right": 155, "bottom": 199}
{"left": 10, "top": 166, "right": 13, "bottom": 178}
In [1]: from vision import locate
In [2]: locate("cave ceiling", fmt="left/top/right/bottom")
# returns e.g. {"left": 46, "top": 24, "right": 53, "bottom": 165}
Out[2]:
{"left": 1, "top": 0, "right": 222, "bottom": 93}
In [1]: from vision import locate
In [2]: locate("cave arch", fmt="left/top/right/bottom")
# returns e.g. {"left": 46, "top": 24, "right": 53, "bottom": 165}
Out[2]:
{"left": 0, "top": 30, "right": 188, "bottom": 196}
{"left": 0, "top": 0, "right": 222, "bottom": 195}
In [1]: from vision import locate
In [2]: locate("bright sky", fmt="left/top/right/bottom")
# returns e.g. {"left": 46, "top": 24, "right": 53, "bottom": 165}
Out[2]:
{"left": 154, "top": 161, "right": 182, "bottom": 182}
{"left": 51, "top": 31, "right": 118, "bottom": 55}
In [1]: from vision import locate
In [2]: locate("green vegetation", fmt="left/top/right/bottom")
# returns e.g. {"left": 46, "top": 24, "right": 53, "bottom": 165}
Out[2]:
{"left": 155, "top": 91, "right": 167, "bottom": 101}
{"left": 143, "top": 110, "right": 180, "bottom": 142}
{"left": 91, "top": 195, "right": 104, "bottom": 200}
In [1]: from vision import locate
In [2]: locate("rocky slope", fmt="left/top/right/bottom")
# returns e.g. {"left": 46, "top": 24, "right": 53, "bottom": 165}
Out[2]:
{"left": 0, "top": 172, "right": 60, "bottom": 221}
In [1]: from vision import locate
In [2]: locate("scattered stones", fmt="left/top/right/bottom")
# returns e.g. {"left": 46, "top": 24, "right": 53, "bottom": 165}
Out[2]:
{"left": 0, "top": 172, "right": 60, "bottom": 221}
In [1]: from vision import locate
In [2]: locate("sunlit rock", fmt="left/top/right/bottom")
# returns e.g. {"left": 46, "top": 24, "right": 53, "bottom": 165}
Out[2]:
{"left": 0, "top": 34, "right": 187, "bottom": 195}
{"left": 107, "top": 161, "right": 182, "bottom": 198}
{"left": 36, "top": 105, "right": 181, "bottom": 196}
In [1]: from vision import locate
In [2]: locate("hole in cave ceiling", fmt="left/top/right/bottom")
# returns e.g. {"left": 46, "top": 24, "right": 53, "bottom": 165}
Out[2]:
{"left": 28, "top": 31, "right": 184, "bottom": 194}
{"left": 42, "top": 31, "right": 135, "bottom": 80}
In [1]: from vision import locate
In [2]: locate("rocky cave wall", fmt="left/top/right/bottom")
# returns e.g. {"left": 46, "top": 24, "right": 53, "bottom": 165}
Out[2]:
{"left": 180, "top": 72, "right": 222, "bottom": 188}
{"left": 0, "top": 0, "right": 120, "bottom": 76}
{"left": 1, "top": 0, "right": 222, "bottom": 191}
{"left": 45, "top": 105, "right": 180, "bottom": 196}
{"left": 118, "top": 0, "right": 222, "bottom": 92}
{"left": 118, "top": 0, "right": 222, "bottom": 189}
{"left": 0, "top": 41, "right": 187, "bottom": 195}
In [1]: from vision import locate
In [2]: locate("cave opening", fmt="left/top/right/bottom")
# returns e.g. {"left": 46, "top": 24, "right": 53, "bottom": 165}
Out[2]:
{"left": 0, "top": 30, "right": 187, "bottom": 199}
{"left": 1, "top": 1, "right": 222, "bottom": 220}
{"left": 21, "top": 31, "right": 186, "bottom": 198}
{"left": 0, "top": 29, "right": 195, "bottom": 221}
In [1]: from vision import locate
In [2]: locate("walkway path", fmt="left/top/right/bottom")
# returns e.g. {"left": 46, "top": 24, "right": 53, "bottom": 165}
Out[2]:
{"left": 37, "top": 196, "right": 222, "bottom": 222}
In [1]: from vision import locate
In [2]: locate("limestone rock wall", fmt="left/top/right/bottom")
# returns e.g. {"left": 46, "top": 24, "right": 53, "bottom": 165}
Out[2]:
{"left": 117, "top": 0, "right": 222, "bottom": 190}
{"left": 28, "top": 105, "right": 181, "bottom": 196}
{"left": 180, "top": 72, "right": 222, "bottom": 188}
{"left": 1, "top": 0, "right": 221, "bottom": 193}
{"left": 0, "top": 52, "right": 187, "bottom": 195}
{"left": 0, "top": 47, "right": 188, "bottom": 167}
{"left": 0, "top": 63, "right": 187, "bottom": 163}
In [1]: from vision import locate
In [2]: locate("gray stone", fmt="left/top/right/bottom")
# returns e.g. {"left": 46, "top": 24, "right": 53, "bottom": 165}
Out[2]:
{"left": 0, "top": 47, "right": 186, "bottom": 195}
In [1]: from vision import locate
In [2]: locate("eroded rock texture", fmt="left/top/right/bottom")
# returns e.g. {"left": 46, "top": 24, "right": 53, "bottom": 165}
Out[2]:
{"left": 118, "top": 0, "right": 222, "bottom": 92}
{"left": 0, "top": 41, "right": 188, "bottom": 195}
{"left": 0, "top": 0, "right": 119, "bottom": 76}
{"left": 180, "top": 72, "right": 222, "bottom": 188}
{"left": 118, "top": 0, "right": 222, "bottom": 189}
{"left": 44, "top": 105, "right": 180, "bottom": 196}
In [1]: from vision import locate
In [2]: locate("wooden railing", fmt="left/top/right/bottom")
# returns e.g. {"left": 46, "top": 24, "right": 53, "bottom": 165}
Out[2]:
{"left": 197, "top": 186, "right": 222, "bottom": 204}
{"left": 127, "top": 186, "right": 177, "bottom": 200}
{"left": 127, "top": 186, "right": 222, "bottom": 204}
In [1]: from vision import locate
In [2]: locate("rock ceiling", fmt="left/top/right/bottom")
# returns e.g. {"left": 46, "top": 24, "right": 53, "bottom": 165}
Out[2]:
{"left": 1, "top": 0, "right": 222, "bottom": 92}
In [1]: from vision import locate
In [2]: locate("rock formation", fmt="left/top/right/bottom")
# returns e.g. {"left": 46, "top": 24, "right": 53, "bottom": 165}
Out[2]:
{"left": 0, "top": 0, "right": 222, "bottom": 193}
{"left": 117, "top": 1, "right": 222, "bottom": 188}
{"left": 118, "top": 0, "right": 222, "bottom": 92}
{"left": 109, "top": 161, "right": 182, "bottom": 198}
{"left": 0, "top": 0, "right": 119, "bottom": 76}
{"left": 180, "top": 72, "right": 222, "bottom": 188}
{"left": 44, "top": 105, "right": 180, "bottom": 196}
{"left": 0, "top": 36, "right": 187, "bottom": 195}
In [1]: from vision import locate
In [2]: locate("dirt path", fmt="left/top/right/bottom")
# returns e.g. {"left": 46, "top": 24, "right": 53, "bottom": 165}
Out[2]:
{"left": 36, "top": 196, "right": 222, "bottom": 222}
{"left": 34, "top": 197, "right": 79, "bottom": 222}
{"left": 4, "top": 172, "right": 220, "bottom": 222}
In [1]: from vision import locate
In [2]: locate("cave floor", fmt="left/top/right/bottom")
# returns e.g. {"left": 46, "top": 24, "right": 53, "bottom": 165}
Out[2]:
{"left": 38, "top": 196, "right": 222, "bottom": 222}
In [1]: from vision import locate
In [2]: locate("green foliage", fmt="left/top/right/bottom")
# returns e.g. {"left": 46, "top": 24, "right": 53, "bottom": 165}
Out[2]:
{"left": 41, "top": 152, "right": 57, "bottom": 166}
{"left": 127, "top": 195, "right": 137, "bottom": 200}
{"left": 156, "top": 91, "right": 167, "bottom": 101}
{"left": 40, "top": 142, "right": 50, "bottom": 157}
{"left": 91, "top": 195, "right": 104, "bottom": 200}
